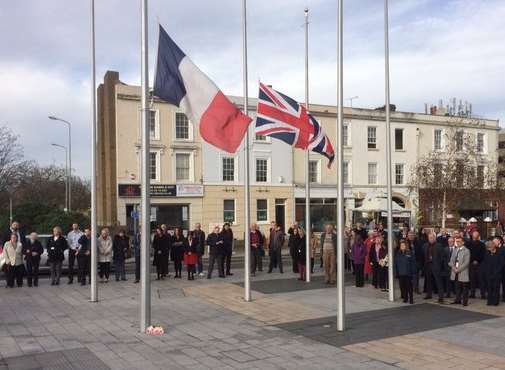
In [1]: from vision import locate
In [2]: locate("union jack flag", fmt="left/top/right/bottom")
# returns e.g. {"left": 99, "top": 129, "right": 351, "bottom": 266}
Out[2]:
{"left": 256, "top": 82, "right": 335, "bottom": 167}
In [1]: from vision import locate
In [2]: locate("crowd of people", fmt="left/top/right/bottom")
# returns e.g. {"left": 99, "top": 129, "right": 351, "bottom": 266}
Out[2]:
{"left": 346, "top": 224, "right": 505, "bottom": 307}
{"left": 2, "top": 219, "right": 505, "bottom": 310}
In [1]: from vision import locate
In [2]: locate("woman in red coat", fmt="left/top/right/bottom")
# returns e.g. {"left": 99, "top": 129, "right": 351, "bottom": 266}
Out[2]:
{"left": 184, "top": 231, "right": 199, "bottom": 280}
{"left": 364, "top": 230, "right": 376, "bottom": 281}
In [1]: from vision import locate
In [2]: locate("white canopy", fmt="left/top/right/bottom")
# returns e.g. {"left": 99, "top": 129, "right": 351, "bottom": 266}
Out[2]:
{"left": 354, "top": 196, "right": 406, "bottom": 213}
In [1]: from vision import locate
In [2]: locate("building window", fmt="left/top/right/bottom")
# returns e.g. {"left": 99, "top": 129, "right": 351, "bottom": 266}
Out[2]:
{"left": 395, "top": 128, "right": 403, "bottom": 150}
{"left": 477, "top": 165, "right": 485, "bottom": 187}
{"left": 477, "top": 133, "right": 485, "bottom": 153}
{"left": 175, "top": 112, "right": 190, "bottom": 140}
{"left": 343, "top": 161, "right": 349, "bottom": 184}
{"left": 175, "top": 153, "right": 190, "bottom": 181}
{"left": 343, "top": 125, "right": 349, "bottom": 147}
{"left": 434, "top": 129, "right": 442, "bottom": 150}
{"left": 367, "top": 127, "right": 377, "bottom": 149}
{"left": 368, "top": 163, "right": 377, "bottom": 184}
{"left": 149, "top": 152, "right": 158, "bottom": 181}
{"left": 256, "top": 159, "right": 268, "bottom": 182}
{"left": 395, "top": 163, "right": 404, "bottom": 185}
{"left": 149, "top": 110, "right": 158, "bottom": 139}
{"left": 255, "top": 134, "right": 267, "bottom": 141}
{"left": 256, "top": 199, "right": 268, "bottom": 222}
{"left": 222, "top": 157, "right": 235, "bottom": 182}
{"left": 309, "top": 160, "right": 319, "bottom": 183}
{"left": 223, "top": 200, "right": 235, "bottom": 223}
{"left": 456, "top": 130, "right": 464, "bottom": 151}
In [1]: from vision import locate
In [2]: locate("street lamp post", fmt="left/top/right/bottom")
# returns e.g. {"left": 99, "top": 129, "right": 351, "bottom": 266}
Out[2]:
{"left": 49, "top": 116, "right": 72, "bottom": 212}
{"left": 51, "top": 143, "right": 69, "bottom": 212}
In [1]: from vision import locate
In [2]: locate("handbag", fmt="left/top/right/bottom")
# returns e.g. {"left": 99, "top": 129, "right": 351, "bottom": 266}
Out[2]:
{"left": 0, "top": 246, "right": 5, "bottom": 272}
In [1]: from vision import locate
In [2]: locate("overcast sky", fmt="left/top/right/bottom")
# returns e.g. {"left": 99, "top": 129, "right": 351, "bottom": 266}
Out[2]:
{"left": 1, "top": 0, "right": 504, "bottom": 177}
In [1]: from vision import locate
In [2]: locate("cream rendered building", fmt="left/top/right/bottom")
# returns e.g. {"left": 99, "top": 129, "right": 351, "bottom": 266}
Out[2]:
{"left": 97, "top": 71, "right": 499, "bottom": 237}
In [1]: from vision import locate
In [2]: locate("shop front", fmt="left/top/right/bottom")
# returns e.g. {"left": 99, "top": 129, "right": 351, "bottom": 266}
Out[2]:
{"left": 118, "top": 184, "right": 203, "bottom": 234}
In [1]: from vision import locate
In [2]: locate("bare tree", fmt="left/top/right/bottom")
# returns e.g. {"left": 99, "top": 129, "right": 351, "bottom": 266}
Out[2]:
{"left": 409, "top": 127, "right": 498, "bottom": 228}
{"left": 0, "top": 126, "right": 30, "bottom": 193}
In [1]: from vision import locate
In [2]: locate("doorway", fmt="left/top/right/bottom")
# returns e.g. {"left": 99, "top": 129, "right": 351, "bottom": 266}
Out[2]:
{"left": 275, "top": 199, "right": 286, "bottom": 229}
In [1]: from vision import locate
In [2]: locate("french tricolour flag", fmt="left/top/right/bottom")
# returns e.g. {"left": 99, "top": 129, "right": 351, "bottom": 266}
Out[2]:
{"left": 153, "top": 25, "right": 252, "bottom": 153}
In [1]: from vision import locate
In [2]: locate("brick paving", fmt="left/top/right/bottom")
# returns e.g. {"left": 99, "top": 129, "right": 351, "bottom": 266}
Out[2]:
{"left": 1, "top": 269, "right": 505, "bottom": 369}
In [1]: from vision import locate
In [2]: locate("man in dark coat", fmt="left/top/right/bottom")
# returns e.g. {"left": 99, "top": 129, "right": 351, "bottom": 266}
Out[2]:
{"left": 288, "top": 224, "right": 299, "bottom": 274}
{"left": 206, "top": 225, "right": 224, "bottom": 279}
{"left": 431, "top": 235, "right": 450, "bottom": 303}
{"left": 482, "top": 240, "right": 505, "bottom": 306}
{"left": 406, "top": 231, "right": 424, "bottom": 294}
{"left": 268, "top": 223, "right": 285, "bottom": 273}
{"left": 423, "top": 232, "right": 446, "bottom": 301}
{"left": 77, "top": 228, "right": 92, "bottom": 285}
{"left": 112, "top": 230, "right": 129, "bottom": 281}
{"left": 466, "top": 230, "right": 486, "bottom": 299}
{"left": 2, "top": 221, "right": 26, "bottom": 247}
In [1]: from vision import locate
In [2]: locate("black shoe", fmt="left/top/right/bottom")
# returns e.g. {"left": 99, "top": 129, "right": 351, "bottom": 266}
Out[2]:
{"left": 34, "top": 282, "right": 38, "bottom": 287}
{"left": 438, "top": 298, "right": 444, "bottom": 304}
{"left": 134, "top": 280, "right": 139, "bottom": 284}
{"left": 81, "top": 282, "right": 86, "bottom": 286}
{"left": 226, "top": 272, "right": 233, "bottom": 276}
{"left": 51, "top": 282, "right": 55, "bottom": 286}
{"left": 55, "top": 282, "right": 60, "bottom": 286}
{"left": 424, "top": 295, "right": 432, "bottom": 300}
{"left": 28, "top": 284, "right": 32, "bottom": 288}
{"left": 463, "top": 302, "right": 468, "bottom": 306}
{"left": 68, "top": 280, "right": 73, "bottom": 285}
{"left": 267, "top": 270, "right": 272, "bottom": 274}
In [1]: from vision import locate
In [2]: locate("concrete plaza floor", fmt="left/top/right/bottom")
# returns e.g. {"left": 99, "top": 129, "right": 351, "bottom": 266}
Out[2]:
{"left": 1, "top": 266, "right": 505, "bottom": 370}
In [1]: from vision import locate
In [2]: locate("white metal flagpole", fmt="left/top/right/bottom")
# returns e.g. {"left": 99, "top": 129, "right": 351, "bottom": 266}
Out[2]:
{"left": 90, "top": 0, "right": 98, "bottom": 302}
{"left": 304, "top": 8, "right": 311, "bottom": 283}
{"left": 242, "top": 0, "right": 251, "bottom": 302}
{"left": 140, "top": 0, "right": 152, "bottom": 331}
{"left": 384, "top": 0, "right": 394, "bottom": 302}
{"left": 336, "top": 0, "right": 346, "bottom": 332}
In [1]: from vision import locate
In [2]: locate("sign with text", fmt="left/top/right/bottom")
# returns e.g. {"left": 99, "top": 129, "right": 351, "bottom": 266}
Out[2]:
{"left": 118, "top": 184, "right": 203, "bottom": 198}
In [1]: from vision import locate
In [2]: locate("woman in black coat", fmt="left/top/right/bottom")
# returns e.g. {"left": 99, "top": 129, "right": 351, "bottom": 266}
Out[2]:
{"left": 171, "top": 227, "right": 187, "bottom": 278}
{"left": 221, "top": 223, "right": 234, "bottom": 276}
{"left": 152, "top": 228, "right": 168, "bottom": 280}
{"left": 112, "top": 230, "right": 129, "bottom": 282}
{"left": 46, "top": 226, "right": 68, "bottom": 286}
{"left": 23, "top": 232, "right": 44, "bottom": 287}
{"left": 288, "top": 226, "right": 299, "bottom": 274}
{"left": 294, "top": 228, "right": 307, "bottom": 281}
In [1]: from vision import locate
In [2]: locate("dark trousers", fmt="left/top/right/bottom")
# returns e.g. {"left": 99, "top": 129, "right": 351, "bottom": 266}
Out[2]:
{"left": 354, "top": 264, "right": 364, "bottom": 287}
{"left": 197, "top": 254, "right": 204, "bottom": 274}
{"left": 268, "top": 249, "right": 283, "bottom": 273}
{"left": 258, "top": 250, "right": 263, "bottom": 271}
{"left": 77, "top": 256, "right": 90, "bottom": 284}
{"left": 50, "top": 261, "right": 62, "bottom": 284}
{"left": 114, "top": 260, "right": 126, "bottom": 281}
{"left": 310, "top": 257, "right": 314, "bottom": 273}
{"left": 174, "top": 258, "right": 183, "bottom": 276}
{"left": 487, "top": 278, "right": 500, "bottom": 306}
{"left": 502, "top": 269, "right": 505, "bottom": 302}
{"left": 68, "top": 249, "right": 77, "bottom": 281}
{"left": 298, "top": 262, "right": 306, "bottom": 280}
{"left": 399, "top": 275, "right": 414, "bottom": 303}
{"left": 469, "top": 263, "right": 485, "bottom": 297}
{"left": 378, "top": 266, "right": 387, "bottom": 289}
{"left": 99, "top": 262, "right": 110, "bottom": 279}
{"left": 433, "top": 273, "right": 447, "bottom": 300}
{"left": 371, "top": 264, "right": 379, "bottom": 288}
{"left": 225, "top": 250, "right": 232, "bottom": 275}
{"left": 207, "top": 254, "right": 224, "bottom": 278}
{"left": 26, "top": 259, "right": 40, "bottom": 286}
{"left": 135, "top": 255, "right": 140, "bottom": 281}
{"left": 251, "top": 248, "right": 260, "bottom": 274}
{"left": 454, "top": 276, "right": 469, "bottom": 305}
{"left": 291, "top": 256, "right": 299, "bottom": 273}
{"left": 6, "top": 265, "right": 24, "bottom": 287}
{"left": 424, "top": 263, "right": 434, "bottom": 297}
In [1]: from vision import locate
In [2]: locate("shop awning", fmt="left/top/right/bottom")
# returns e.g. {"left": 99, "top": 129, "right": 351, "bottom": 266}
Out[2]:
{"left": 354, "top": 196, "right": 407, "bottom": 213}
